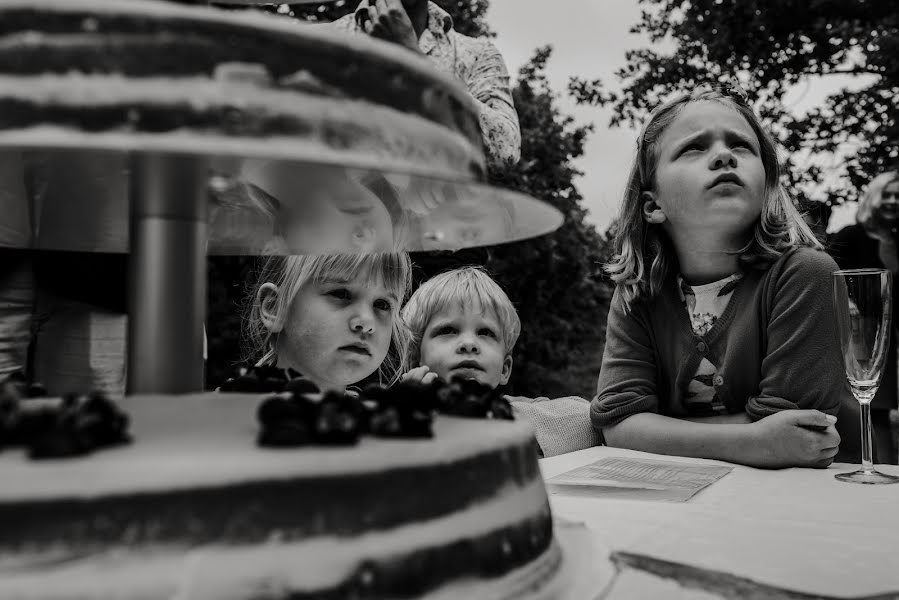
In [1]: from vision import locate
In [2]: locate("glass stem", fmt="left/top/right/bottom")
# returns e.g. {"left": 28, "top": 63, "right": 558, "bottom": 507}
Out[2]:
{"left": 860, "top": 401, "right": 875, "bottom": 473}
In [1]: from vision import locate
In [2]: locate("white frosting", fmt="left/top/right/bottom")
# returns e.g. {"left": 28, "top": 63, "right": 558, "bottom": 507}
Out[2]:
{"left": 0, "top": 478, "right": 552, "bottom": 599}
{"left": 0, "top": 393, "right": 538, "bottom": 500}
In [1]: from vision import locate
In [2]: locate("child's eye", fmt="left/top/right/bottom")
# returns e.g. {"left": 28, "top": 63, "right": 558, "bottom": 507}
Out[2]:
{"left": 434, "top": 325, "right": 457, "bottom": 336}
{"left": 374, "top": 299, "right": 393, "bottom": 312}
{"left": 478, "top": 328, "right": 497, "bottom": 339}
{"left": 327, "top": 288, "right": 352, "bottom": 301}
{"left": 680, "top": 143, "right": 703, "bottom": 155}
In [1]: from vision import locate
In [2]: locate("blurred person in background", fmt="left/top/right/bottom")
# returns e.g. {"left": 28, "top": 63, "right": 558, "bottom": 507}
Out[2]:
{"left": 829, "top": 170, "right": 899, "bottom": 464}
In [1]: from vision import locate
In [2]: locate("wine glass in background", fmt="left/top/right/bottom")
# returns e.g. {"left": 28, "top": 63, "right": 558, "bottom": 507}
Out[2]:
{"left": 833, "top": 269, "right": 899, "bottom": 484}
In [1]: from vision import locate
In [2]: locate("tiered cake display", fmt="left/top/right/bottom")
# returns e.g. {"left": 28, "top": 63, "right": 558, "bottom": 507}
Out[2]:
{"left": 0, "top": 1, "right": 575, "bottom": 598}
{"left": 0, "top": 393, "right": 564, "bottom": 599}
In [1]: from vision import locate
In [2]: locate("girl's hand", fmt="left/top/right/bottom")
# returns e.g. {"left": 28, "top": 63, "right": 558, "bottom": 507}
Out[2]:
{"left": 401, "top": 365, "right": 439, "bottom": 386}
{"left": 751, "top": 409, "right": 840, "bottom": 468}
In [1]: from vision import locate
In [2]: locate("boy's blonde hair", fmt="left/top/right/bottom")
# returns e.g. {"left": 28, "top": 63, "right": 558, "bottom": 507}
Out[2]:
{"left": 402, "top": 266, "right": 521, "bottom": 368}
{"left": 245, "top": 253, "right": 413, "bottom": 386}
{"left": 606, "top": 88, "right": 822, "bottom": 310}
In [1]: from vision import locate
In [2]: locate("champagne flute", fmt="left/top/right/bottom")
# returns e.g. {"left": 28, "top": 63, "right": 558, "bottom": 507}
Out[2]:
{"left": 832, "top": 269, "right": 899, "bottom": 484}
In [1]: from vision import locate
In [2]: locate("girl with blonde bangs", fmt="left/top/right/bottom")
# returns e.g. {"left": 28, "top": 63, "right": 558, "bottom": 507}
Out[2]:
{"left": 245, "top": 253, "right": 413, "bottom": 392}
{"left": 593, "top": 87, "right": 857, "bottom": 469}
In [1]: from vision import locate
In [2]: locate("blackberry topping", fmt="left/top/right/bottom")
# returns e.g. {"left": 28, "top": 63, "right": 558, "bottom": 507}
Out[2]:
{"left": 257, "top": 419, "right": 311, "bottom": 447}
{"left": 0, "top": 391, "right": 134, "bottom": 460}
{"left": 435, "top": 378, "right": 513, "bottom": 421}
{"left": 364, "top": 380, "right": 435, "bottom": 438}
{"left": 32, "top": 393, "right": 131, "bottom": 459}
{"left": 256, "top": 377, "right": 361, "bottom": 448}
{"left": 313, "top": 392, "right": 362, "bottom": 445}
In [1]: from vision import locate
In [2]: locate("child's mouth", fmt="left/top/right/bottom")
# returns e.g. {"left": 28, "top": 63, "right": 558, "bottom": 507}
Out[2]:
{"left": 451, "top": 361, "right": 483, "bottom": 371}
{"left": 339, "top": 345, "right": 371, "bottom": 356}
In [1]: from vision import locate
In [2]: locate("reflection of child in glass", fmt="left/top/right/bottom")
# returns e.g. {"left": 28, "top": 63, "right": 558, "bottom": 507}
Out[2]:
{"left": 245, "top": 253, "right": 413, "bottom": 393}
{"left": 235, "top": 162, "right": 402, "bottom": 255}
{"left": 401, "top": 266, "right": 601, "bottom": 457}
{"left": 593, "top": 88, "right": 853, "bottom": 468}
{"left": 829, "top": 170, "right": 899, "bottom": 464}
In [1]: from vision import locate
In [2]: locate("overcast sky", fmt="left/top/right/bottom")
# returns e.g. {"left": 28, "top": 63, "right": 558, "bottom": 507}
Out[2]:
{"left": 487, "top": 0, "right": 642, "bottom": 234}
{"left": 484, "top": 0, "right": 868, "bottom": 234}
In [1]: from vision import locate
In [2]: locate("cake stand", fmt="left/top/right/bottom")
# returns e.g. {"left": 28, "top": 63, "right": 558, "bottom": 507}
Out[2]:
{"left": 0, "top": 0, "right": 562, "bottom": 394}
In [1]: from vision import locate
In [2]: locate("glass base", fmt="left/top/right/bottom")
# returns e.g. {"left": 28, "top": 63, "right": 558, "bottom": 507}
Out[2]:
{"left": 835, "top": 469, "right": 899, "bottom": 485}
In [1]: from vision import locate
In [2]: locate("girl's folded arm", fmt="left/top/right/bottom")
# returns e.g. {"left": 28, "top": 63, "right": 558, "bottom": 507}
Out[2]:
{"left": 600, "top": 412, "right": 763, "bottom": 464}
{"left": 748, "top": 249, "right": 849, "bottom": 421}
{"left": 591, "top": 289, "right": 660, "bottom": 429}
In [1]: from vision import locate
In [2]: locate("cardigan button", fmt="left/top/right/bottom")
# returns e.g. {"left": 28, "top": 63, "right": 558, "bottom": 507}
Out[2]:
{"left": 713, "top": 375, "right": 724, "bottom": 386}
{"left": 696, "top": 341, "right": 708, "bottom": 353}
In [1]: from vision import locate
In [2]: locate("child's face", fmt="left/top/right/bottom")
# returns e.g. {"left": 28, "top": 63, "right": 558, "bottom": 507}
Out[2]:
{"left": 651, "top": 101, "right": 766, "bottom": 242}
{"left": 276, "top": 274, "right": 396, "bottom": 392}
{"left": 281, "top": 177, "right": 394, "bottom": 254}
{"left": 418, "top": 196, "right": 511, "bottom": 250}
{"left": 875, "top": 181, "right": 899, "bottom": 222}
{"left": 418, "top": 301, "right": 512, "bottom": 389}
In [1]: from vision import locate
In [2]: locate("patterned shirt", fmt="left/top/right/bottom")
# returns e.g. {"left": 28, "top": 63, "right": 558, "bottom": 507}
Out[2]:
{"left": 677, "top": 273, "right": 743, "bottom": 416}
{"left": 330, "top": 1, "right": 521, "bottom": 171}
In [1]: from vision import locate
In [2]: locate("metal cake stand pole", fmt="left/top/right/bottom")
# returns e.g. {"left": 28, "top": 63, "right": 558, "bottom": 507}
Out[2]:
{"left": 127, "top": 153, "right": 207, "bottom": 394}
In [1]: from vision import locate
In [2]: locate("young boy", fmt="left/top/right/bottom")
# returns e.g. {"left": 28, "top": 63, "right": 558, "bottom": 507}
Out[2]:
{"left": 401, "top": 266, "right": 601, "bottom": 457}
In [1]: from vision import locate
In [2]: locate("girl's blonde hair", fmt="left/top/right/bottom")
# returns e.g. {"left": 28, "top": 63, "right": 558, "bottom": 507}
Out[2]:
{"left": 606, "top": 88, "right": 822, "bottom": 310}
{"left": 857, "top": 171, "right": 899, "bottom": 237}
{"left": 401, "top": 266, "right": 521, "bottom": 368}
{"left": 244, "top": 253, "right": 413, "bottom": 386}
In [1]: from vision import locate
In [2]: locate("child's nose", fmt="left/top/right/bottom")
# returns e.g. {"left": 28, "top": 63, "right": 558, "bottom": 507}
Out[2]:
{"left": 709, "top": 147, "right": 737, "bottom": 170}
{"left": 349, "top": 311, "right": 375, "bottom": 336}
{"left": 457, "top": 336, "right": 480, "bottom": 354}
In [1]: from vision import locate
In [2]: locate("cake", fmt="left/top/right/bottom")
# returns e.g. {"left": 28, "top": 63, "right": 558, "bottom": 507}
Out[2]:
{"left": 0, "top": 392, "right": 566, "bottom": 599}
{"left": 0, "top": 0, "right": 486, "bottom": 182}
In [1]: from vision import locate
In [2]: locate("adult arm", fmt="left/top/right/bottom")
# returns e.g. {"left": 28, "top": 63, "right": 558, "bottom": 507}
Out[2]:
{"left": 465, "top": 40, "right": 521, "bottom": 170}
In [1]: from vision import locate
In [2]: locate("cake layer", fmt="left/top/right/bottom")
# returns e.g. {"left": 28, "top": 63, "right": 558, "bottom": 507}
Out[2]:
{"left": 0, "top": 392, "right": 556, "bottom": 598}
{"left": 0, "top": 482, "right": 554, "bottom": 599}
{"left": 0, "top": 73, "right": 481, "bottom": 180}
{"left": 0, "top": 0, "right": 485, "bottom": 179}
{"left": 0, "top": 393, "right": 543, "bottom": 548}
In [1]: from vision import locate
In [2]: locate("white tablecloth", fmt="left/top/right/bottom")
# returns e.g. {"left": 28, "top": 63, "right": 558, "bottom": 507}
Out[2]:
{"left": 541, "top": 447, "right": 899, "bottom": 599}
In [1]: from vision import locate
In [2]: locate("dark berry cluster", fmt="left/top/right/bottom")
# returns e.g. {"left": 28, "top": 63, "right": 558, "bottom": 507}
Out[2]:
{"left": 253, "top": 374, "right": 513, "bottom": 449}
{"left": 362, "top": 381, "right": 435, "bottom": 439}
{"left": 256, "top": 378, "right": 365, "bottom": 447}
{"left": 0, "top": 374, "right": 130, "bottom": 459}
{"left": 219, "top": 365, "right": 302, "bottom": 393}
{"left": 435, "top": 378, "right": 514, "bottom": 420}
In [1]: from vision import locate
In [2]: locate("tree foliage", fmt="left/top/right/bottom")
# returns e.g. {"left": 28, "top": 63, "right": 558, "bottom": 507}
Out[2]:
{"left": 570, "top": 0, "right": 899, "bottom": 205}
{"left": 486, "top": 47, "right": 612, "bottom": 399}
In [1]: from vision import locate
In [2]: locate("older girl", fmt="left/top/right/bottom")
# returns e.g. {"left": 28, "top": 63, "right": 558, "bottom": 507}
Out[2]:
{"left": 592, "top": 88, "right": 852, "bottom": 468}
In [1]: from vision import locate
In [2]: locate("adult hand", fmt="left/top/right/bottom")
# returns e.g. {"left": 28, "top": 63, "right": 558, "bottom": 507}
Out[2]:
{"left": 751, "top": 409, "right": 840, "bottom": 469}
{"left": 401, "top": 365, "right": 439, "bottom": 386}
{"left": 359, "top": 0, "right": 420, "bottom": 53}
